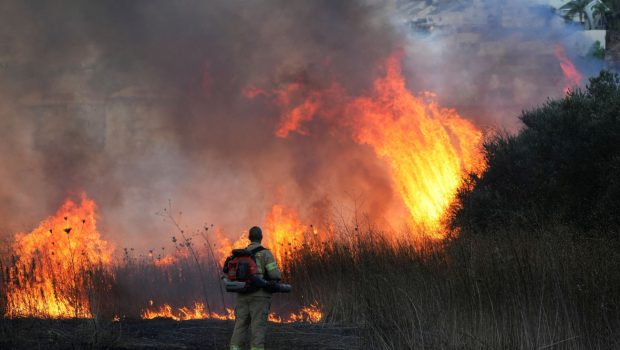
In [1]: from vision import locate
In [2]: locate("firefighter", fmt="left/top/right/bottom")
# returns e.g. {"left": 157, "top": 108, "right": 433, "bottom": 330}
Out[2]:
{"left": 229, "top": 226, "right": 281, "bottom": 350}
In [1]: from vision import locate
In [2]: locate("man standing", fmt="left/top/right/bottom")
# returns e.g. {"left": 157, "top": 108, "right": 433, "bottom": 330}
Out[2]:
{"left": 229, "top": 226, "right": 281, "bottom": 350}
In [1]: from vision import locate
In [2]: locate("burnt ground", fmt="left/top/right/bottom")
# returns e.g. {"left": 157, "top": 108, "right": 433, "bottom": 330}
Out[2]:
{"left": 0, "top": 318, "right": 361, "bottom": 350}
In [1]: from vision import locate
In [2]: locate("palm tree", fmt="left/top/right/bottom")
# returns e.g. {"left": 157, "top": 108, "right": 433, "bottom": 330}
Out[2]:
{"left": 560, "top": 0, "right": 593, "bottom": 28}
{"left": 592, "top": 1, "right": 609, "bottom": 28}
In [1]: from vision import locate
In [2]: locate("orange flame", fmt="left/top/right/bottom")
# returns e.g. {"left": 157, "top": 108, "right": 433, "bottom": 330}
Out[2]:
{"left": 5, "top": 194, "right": 113, "bottom": 318}
{"left": 212, "top": 228, "right": 249, "bottom": 265}
{"left": 554, "top": 44, "right": 582, "bottom": 94}
{"left": 142, "top": 301, "right": 323, "bottom": 323}
{"left": 211, "top": 205, "right": 327, "bottom": 266}
{"left": 249, "top": 52, "right": 485, "bottom": 237}
{"left": 347, "top": 53, "right": 484, "bottom": 235}
{"left": 272, "top": 82, "right": 343, "bottom": 138}
{"left": 153, "top": 255, "right": 177, "bottom": 267}
{"left": 267, "top": 303, "right": 323, "bottom": 323}
{"left": 141, "top": 302, "right": 235, "bottom": 321}
{"left": 263, "top": 204, "right": 308, "bottom": 265}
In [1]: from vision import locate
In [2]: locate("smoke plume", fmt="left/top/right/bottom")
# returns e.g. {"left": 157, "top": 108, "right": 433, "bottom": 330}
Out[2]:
{"left": 0, "top": 0, "right": 601, "bottom": 248}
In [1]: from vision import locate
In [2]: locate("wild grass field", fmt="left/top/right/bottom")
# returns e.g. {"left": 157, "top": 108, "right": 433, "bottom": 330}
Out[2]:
{"left": 2, "top": 72, "right": 620, "bottom": 350}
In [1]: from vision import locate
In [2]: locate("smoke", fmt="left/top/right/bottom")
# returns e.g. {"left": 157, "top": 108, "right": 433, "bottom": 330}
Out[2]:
{"left": 395, "top": 0, "right": 603, "bottom": 129}
{"left": 0, "top": 0, "right": 602, "bottom": 248}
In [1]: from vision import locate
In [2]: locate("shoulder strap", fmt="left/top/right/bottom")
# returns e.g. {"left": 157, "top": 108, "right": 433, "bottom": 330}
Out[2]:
{"left": 249, "top": 246, "right": 266, "bottom": 256}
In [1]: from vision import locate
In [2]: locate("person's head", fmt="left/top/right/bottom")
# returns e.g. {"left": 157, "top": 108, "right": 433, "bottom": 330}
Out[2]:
{"left": 249, "top": 226, "right": 263, "bottom": 243}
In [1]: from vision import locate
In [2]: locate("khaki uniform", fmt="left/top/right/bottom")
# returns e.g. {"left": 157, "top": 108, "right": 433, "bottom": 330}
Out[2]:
{"left": 230, "top": 242, "right": 281, "bottom": 350}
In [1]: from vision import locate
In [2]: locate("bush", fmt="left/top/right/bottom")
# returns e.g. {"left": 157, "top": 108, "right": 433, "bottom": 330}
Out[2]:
{"left": 451, "top": 71, "right": 620, "bottom": 236}
{"left": 590, "top": 40, "right": 605, "bottom": 60}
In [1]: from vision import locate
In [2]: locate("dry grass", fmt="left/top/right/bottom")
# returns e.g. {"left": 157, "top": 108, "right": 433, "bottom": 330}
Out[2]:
{"left": 286, "top": 227, "right": 620, "bottom": 349}
{"left": 2, "top": 224, "right": 620, "bottom": 349}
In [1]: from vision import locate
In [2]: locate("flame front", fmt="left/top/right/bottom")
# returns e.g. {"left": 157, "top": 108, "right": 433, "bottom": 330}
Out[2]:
{"left": 347, "top": 53, "right": 484, "bottom": 234}
{"left": 5, "top": 195, "right": 113, "bottom": 318}
{"left": 141, "top": 302, "right": 235, "bottom": 321}
{"left": 142, "top": 302, "right": 323, "bottom": 324}
{"left": 255, "top": 52, "right": 485, "bottom": 235}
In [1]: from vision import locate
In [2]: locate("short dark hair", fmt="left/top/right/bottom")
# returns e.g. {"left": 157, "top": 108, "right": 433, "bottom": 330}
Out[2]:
{"left": 249, "top": 226, "right": 263, "bottom": 242}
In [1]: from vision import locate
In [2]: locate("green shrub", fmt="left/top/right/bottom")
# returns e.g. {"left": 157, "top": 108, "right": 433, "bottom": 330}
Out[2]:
{"left": 590, "top": 40, "right": 605, "bottom": 60}
{"left": 451, "top": 71, "right": 620, "bottom": 236}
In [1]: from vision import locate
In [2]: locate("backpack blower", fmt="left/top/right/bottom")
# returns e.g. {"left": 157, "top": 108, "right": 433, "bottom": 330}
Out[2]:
{"left": 222, "top": 247, "right": 292, "bottom": 293}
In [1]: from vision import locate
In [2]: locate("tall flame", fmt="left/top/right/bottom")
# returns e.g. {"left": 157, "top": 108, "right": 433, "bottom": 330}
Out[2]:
{"left": 263, "top": 204, "right": 307, "bottom": 265}
{"left": 554, "top": 44, "right": 582, "bottom": 94}
{"left": 252, "top": 52, "right": 485, "bottom": 236}
{"left": 3, "top": 195, "right": 322, "bottom": 322}
{"left": 5, "top": 194, "right": 113, "bottom": 318}
{"left": 347, "top": 53, "right": 484, "bottom": 233}
{"left": 212, "top": 205, "right": 316, "bottom": 266}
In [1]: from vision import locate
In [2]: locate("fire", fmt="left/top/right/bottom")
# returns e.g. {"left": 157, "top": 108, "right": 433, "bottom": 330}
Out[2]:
{"left": 4, "top": 194, "right": 113, "bottom": 318}
{"left": 272, "top": 82, "right": 343, "bottom": 138}
{"left": 346, "top": 53, "right": 484, "bottom": 234}
{"left": 263, "top": 205, "right": 308, "bottom": 265}
{"left": 554, "top": 44, "right": 582, "bottom": 94}
{"left": 141, "top": 302, "right": 234, "bottom": 321}
{"left": 142, "top": 302, "right": 323, "bottom": 324}
{"left": 211, "top": 205, "right": 325, "bottom": 266}
{"left": 250, "top": 52, "right": 485, "bottom": 236}
{"left": 212, "top": 228, "right": 249, "bottom": 265}
{"left": 153, "top": 255, "right": 176, "bottom": 267}
{"left": 267, "top": 303, "right": 323, "bottom": 323}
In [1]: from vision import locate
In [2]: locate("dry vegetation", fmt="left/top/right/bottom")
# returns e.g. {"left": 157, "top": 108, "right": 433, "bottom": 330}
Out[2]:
{"left": 288, "top": 227, "right": 620, "bottom": 349}
{"left": 1, "top": 223, "right": 619, "bottom": 349}
{"left": 2, "top": 72, "right": 620, "bottom": 349}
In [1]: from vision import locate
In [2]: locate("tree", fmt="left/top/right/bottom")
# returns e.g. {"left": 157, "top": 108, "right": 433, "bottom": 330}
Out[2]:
{"left": 560, "top": 0, "right": 593, "bottom": 28}
{"left": 589, "top": 0, "right": 620, "bottom": 29}
{"left": 601, "top": 1, "right": 620, "bottom": 68}
{"left": 592, "top": 1, "right": 609, "bottom": 28}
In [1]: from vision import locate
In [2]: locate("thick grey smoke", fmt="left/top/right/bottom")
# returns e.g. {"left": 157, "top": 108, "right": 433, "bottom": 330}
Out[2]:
{"left": 0, "top": 0, "right": 401, "bottom": 248}
{"left": 0, "top": 0, "right": 601, "bottom": 248}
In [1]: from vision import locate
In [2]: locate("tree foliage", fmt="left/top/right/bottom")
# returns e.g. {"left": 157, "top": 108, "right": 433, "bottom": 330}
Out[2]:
{"left": 451, "top": 71, "right": 620, "bottom": 236}
{"left": 596, "top": 0, "right": 620, "bottom": 29}
{"left": 560, "top": 0, "right": 592, "bottom": 28}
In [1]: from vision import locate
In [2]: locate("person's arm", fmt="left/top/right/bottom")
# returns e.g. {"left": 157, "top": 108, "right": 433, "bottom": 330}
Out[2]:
{"left": 263, "top": 250, "right": 281, "bottom": 280}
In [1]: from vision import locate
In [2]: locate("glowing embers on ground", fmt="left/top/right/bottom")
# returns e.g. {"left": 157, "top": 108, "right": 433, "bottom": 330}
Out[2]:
{"left": 4, "top": 194, "right": 113, "bottom": 318}
{"left": 554, "top": 44, "right": 583, "bottom": 94}
{"left": 246, "top": 52, "right": 485, "bottom": 236}
{"left": 141, "top": 301, "right": 323, "bottom": 324}
{"left": 141, "top": 301, "right": 234, "bottom": 321}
